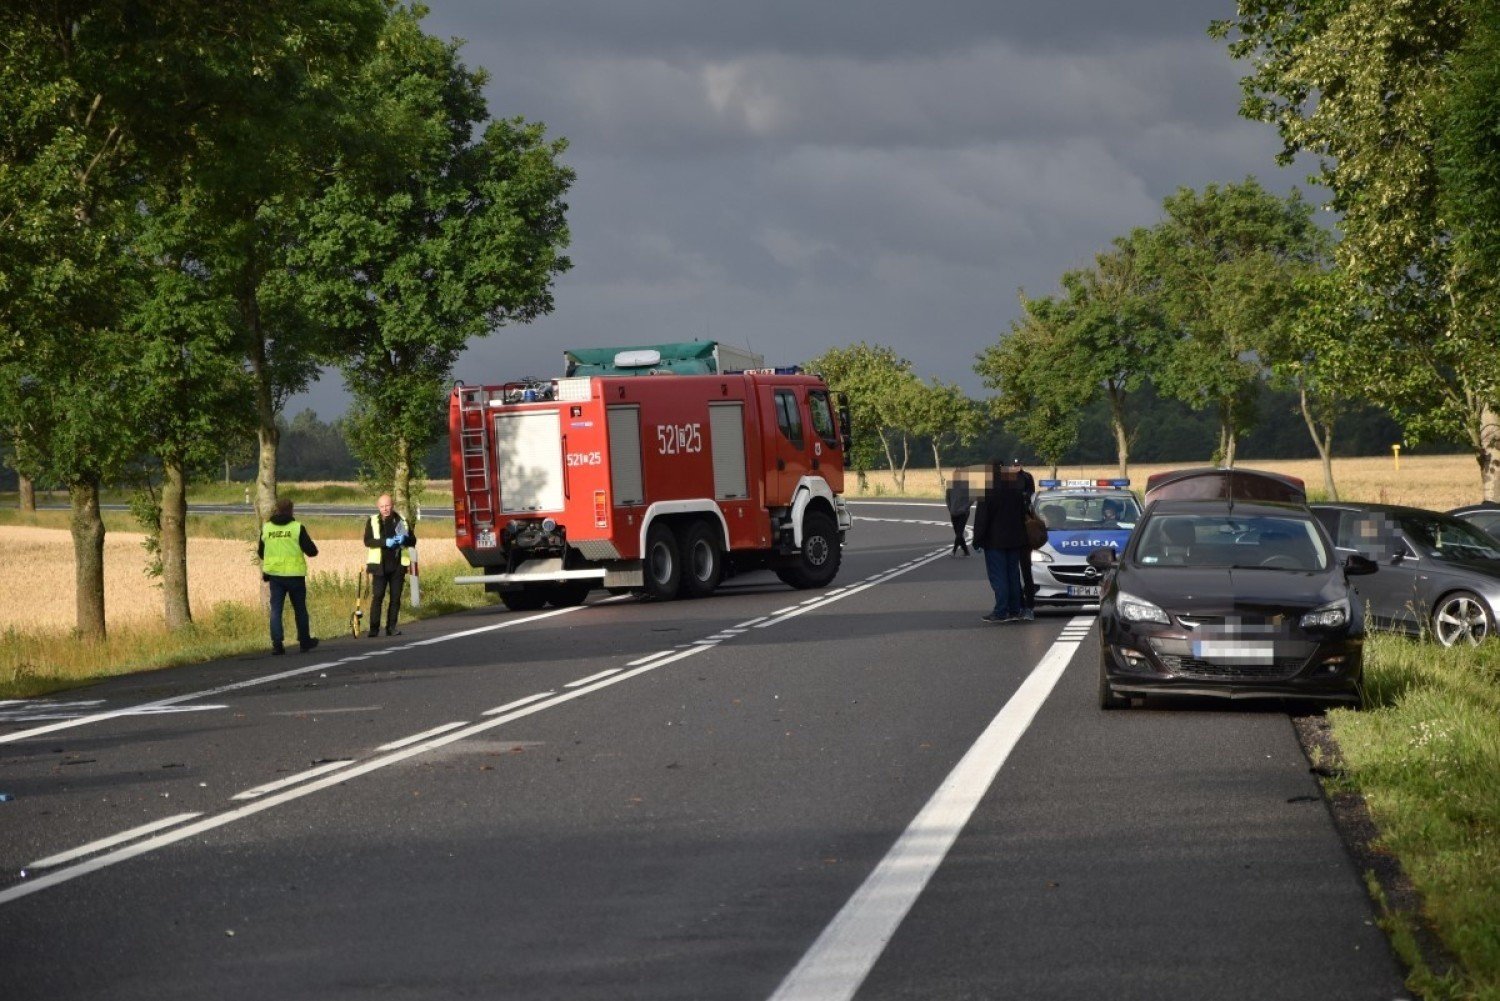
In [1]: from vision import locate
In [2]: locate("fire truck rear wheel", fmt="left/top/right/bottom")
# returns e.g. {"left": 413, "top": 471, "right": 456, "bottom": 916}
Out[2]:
{"left": 680, "top": 521, "right": 723, "bottom": 599}
{"left": 639, "top": 522, "right": 682, "bottom": 601}
{"left": 777, "top": 509, "right": 841, "bottom": 589}
{"left": 500, "top": 587, "right": 548, "bottom": 612}
{"left": 546, "top": 581, "right": 592, "bottom": 608}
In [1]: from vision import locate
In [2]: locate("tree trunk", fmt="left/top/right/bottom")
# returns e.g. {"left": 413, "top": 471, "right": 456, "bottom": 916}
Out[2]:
{"left": 1108, "top": 387, "right": 1130, "bottom": 479}
{"left": 895, "top": 434, "right": 909, "bottom": 494}
{"left": 393, "top": 434, "right": 413, "bottom": 520}
{"left": 19, "top": 474, "right": 36, "bottom": 512}
{"left": 245, "top": 292, "right": 279, "bottom": 524}
{"left": 161, "top": 456, "right": 192, "bottom": 629}
{"left": 1297, "top": 383, "right": 1338, "bottom": 501}
{"left": 877, "top": 429, "right": 899, "bottom": 493}
{"left": 1480, "top": 403, "right": 1500, "bottom": 502}
{"left": 70, "top": 476, "right": 107, "bottom": 640}
{"left": 931, "top": 441, "right": 946, "bottom": 490}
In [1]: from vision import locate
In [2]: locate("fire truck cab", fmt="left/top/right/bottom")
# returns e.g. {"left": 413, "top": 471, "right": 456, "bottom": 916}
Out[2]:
{"left": 449, "top": 358, "right": 852, "bottom": 610}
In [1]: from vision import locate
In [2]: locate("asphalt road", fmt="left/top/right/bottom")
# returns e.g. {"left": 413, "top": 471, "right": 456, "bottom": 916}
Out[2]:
{"left": 0, "top": 503, "right": 1408, "bottom": 1000}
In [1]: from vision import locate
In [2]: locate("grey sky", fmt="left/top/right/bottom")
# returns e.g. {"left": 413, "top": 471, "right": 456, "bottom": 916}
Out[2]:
{"left": 289, "top": 0, "right": 1309, "bottom": 418}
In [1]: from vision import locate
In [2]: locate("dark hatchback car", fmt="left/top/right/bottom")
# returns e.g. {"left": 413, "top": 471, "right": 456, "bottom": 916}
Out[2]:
{"left": 1312, "top": 502, "right": 1500, "bottom": 646}
{"left": 1092, "top": 499, "right": 1376, "bottom": 709}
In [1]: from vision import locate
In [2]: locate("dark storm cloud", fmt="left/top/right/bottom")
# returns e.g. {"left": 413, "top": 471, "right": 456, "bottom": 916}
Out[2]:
{"left": 290, "top": 1, "right": 1304, "bottom": 416}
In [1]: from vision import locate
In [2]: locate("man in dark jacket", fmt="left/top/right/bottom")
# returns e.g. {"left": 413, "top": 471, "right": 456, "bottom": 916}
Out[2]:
{"left": 364, "top": 493, "right": 416, "bottom": 637}
{"left": 1011, "top": 458, "right": 1038, "bottom": 620}
{"left": 258, "top": 498, "right": 320, "bottom": 655}
{"left": 971, "top": 462, "right": 1029, "bottom": 623}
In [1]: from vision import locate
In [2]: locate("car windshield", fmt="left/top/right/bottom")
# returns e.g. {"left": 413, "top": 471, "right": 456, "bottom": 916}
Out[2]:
{"left": 1134, "top": 513, "right": 1330, "bottom": 571}
{"left": 1399, "top": 513, "right": 1500, "bottom": 560}
{"left": 1034, "top": 493, "right": 1140, "bottom": 530}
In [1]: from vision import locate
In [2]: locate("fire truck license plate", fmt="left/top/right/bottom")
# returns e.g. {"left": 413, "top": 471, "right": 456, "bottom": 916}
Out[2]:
{"left": 1066, "top": 585, "right": 1100, "bottom": 598}
{"left": 477, "top": 530, "right": 496, "bottom": 548}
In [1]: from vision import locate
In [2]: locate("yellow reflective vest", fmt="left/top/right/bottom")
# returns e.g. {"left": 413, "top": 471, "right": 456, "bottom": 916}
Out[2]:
{"left": 261, "top": 520, "right": 308, "bottom": 577}
{"left": 367, "top": 514, "right": 411, "bottom": 568}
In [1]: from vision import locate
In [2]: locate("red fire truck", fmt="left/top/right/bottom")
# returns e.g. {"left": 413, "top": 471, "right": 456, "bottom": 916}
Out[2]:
{"left": 448, "top": 354, "right": 852, "bottom": 610}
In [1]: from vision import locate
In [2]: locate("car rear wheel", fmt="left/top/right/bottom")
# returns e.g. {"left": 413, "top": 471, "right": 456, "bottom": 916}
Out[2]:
{"left": 1098, "top": 650, "right": 1128, "bottom": 710}
{"left": 1431, "top": 591, "right": 1493, "bottom": 647}
{"left": 679, "top": 521, "right": 723, "bottom": 599}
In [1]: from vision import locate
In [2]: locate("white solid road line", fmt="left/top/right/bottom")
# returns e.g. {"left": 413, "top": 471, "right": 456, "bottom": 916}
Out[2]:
{"left": 565, "top": 668, "right": 623, "bottom": 688}
{"left": 483, "top": 691, "right": 556, "bottom": 716}
{"left": 767, "top": 616, "right": 1091, "bottom": 1001}
{"left": 377, "top": 721, "right": 469, "bottom": 751}
{"left": 231, "top": 759, "right": 356, "bottom": 801}
{"left": 28, "top": 813, "right": 203, "bottom": 871}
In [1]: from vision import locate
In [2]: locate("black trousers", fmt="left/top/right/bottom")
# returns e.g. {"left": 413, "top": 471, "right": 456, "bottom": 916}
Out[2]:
{"left": 369, "top": 567, "right": 406, "bottom": 632}
{"left": 1020, "top": 552, "right": 1036, "bottom": 608}
{"left": 950, "top": 512, "right": 970, "bottom": 553}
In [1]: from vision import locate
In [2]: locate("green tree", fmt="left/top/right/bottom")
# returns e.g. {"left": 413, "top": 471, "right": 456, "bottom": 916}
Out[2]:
{"left": 1055, "top": 234, "right": 1168, "bottom": 477}
{"left": 293, "top": 8, "right": 573, "bottom": 516}
{"left": 1140, "top": 179, "right": 1330, "bottom": 466}
{"left": 909, "top": 380, "right": 986, "bottom": 488}
{"left": 1213, "top": 0, "right": 1500, "bottom": 496}
{"left": 806, "top": 342, "right": 925, "bottom": 493}
{"left": 976, "top": 296, "right": 1081, "bottom": 473}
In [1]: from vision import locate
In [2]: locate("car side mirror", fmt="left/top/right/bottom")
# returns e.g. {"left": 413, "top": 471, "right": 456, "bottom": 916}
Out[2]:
{"left": 1087, "top": 546, "right": 1117, "bottom": 570}
{"left": 1343, "top": 553, "right": 1378, "bottom": 576}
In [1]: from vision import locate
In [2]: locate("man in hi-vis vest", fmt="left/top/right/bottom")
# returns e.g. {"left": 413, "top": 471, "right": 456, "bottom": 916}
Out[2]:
{"left": 363, "top": 493, "right": 416, "bottom": 637}
{"left": 257, "top": 498, "right": 320, "bottom": 655}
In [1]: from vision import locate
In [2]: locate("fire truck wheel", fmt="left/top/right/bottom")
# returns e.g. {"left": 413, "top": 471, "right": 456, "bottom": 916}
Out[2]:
{"left": 546, "top": 581, "right": 592, "bottom": 608}
{"left": 640, "top": 522, "right": 682, "bottom": 600}
{"left": 680, "top": 521, "right": 723, "bottom": 599}
{"left": 777, "top": 509, "right": 842, "bottom": 589}
{"left": 500, "top": 587, "right": 548, "bottom": 611}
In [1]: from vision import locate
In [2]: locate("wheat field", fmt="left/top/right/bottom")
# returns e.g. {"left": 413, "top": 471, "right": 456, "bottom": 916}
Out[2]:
{"left": 4, "top": 527, "right": 374, "bottom": 633}
{"left": 850, "top": 453, "right": 1485, "bottom": 509}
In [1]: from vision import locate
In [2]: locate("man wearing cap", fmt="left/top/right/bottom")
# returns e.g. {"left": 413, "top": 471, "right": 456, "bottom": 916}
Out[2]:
{"left": 1011, "top": 458, "right": 1038, "bottom": 620}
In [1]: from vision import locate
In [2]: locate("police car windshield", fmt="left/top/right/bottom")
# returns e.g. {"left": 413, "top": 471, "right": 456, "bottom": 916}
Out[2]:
{"left": 1035, "top": 493, "right": 1140, "bottom": 531}
{"left": 1135, "top": 514, "right": 1330, "bottom": 571}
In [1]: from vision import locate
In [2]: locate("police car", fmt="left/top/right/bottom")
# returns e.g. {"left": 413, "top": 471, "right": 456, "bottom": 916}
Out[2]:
{"left": 1031, "top": 479, "right": 1141, "bottom": 609}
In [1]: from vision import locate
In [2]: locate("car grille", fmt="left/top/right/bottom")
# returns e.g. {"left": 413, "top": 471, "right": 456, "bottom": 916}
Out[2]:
{"left": 1155, "top": 654, "right": 1307, "bottom": 681}
{"left": 1049, "top": 565, "right": 1099, "bottom": 585}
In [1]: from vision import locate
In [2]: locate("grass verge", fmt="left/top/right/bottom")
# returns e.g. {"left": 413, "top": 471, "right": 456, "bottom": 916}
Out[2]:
{"left": 0, "top": 508, "right": 405, "bottom": 542}
{"left": 0, "top": 559, "right": 498, "bottom": 700}
{"left": 1326, "top": 633, "right": 1500, "bottom": 999}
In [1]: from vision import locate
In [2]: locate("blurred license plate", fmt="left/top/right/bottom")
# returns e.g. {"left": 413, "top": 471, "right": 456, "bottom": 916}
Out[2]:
{"left": 1066, "top": 585, "right": 1101, "bottom": 598}
{"left": 1192, "top": 639, "right": 1275, "bottom": 664}
{"left": 476, "top": 530, "right": 497, "bottom": 548}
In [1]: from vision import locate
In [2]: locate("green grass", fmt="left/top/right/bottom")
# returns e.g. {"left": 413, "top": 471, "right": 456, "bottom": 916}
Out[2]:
{"left": 1328, "top": 633, "right": 1500, "bottom": 999}
{"left": 0, "top": 559, "right": 498, "bottom": 700}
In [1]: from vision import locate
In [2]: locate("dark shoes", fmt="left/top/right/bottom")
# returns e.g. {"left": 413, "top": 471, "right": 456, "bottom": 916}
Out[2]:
{"left": 385, "top": 628, "right": 401, "bottom": 637}
{"left": 272, "top": 643, "right": 285, "bottom": 656}
{"left": 981, "top": 613, "right": 1021, "bottom": 624}
{"left": 368, "top": 629, "right": 379, "bottom": 639}
{"left": 299, "top": 638, "right": 320, "bottom": 653}
{"left": 367, "top": 628, "right": 401, "bottom": 637}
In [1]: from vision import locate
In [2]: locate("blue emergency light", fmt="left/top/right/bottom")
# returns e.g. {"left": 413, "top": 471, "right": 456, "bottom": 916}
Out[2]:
{"left": 1037, "top": 478, "right": 1130, "bottom": 489}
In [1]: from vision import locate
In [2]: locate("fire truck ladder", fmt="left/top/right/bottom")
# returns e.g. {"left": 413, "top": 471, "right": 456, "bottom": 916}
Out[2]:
{"left": 457, "top": 386, "right": 496, "bottom": 542}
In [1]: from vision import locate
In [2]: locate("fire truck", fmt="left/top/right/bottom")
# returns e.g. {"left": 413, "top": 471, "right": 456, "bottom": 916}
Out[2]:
{"left": 448, "top": 346, "right": 853, "bottom": 610}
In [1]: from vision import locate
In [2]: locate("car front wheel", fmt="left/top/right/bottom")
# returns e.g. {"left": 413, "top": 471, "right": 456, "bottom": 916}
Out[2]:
{"left": 1098, "top": 650, "right": 1128, "bottom": 710}
{"left": 1431, "top": 591, "right": 1493, "bottom": 646}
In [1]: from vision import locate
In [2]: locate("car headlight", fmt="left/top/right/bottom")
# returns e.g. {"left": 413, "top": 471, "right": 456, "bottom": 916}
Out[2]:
{"left": 1031, "top": 549, "right": 1054, "bottom": 564}
{"left": 1117, "top": 591, "right": 1170, "bottom": 625}
{"left": 1300, "top": 598, "right": 1349, "bottom": 630}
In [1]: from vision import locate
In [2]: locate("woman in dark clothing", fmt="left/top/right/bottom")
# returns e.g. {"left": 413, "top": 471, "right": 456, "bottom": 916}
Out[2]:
{"left": 945, "top": 470, "right": 972, "bottom": 556}
{"left": 971, "top": 463, "right": 1030, "bottom": 623}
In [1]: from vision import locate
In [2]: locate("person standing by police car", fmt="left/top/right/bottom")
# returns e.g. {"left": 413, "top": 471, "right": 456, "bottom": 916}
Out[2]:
{"left": 973, "top": 461, "right": 1030, "bottom": 622}
{"left": 364, "top": 493, "right": 416, "bottom": 637}
{"left": 258, "top": 498, "right": 320, "bottom": 655}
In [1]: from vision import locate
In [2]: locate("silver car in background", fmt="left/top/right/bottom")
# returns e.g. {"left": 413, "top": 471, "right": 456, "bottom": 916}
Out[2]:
{"left": 1312, "top": 502, "right": 1500, "bottom": 646}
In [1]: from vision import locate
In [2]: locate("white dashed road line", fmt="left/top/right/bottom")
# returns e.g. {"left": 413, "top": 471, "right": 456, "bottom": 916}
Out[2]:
{"left": 27, "top": 813, "right": 202, "bottom": 871}
{"left": 230, "top": 759, "right": 356, "bottom": 801}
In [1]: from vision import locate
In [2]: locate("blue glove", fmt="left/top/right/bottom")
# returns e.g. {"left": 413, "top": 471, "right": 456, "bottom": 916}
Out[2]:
{"left": 385, "top": 536, "right": 400, "bottom": 548}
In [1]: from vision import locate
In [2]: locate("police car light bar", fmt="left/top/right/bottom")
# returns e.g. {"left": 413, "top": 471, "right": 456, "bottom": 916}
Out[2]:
{"left": 1037, "top": 478, "right": 1131, "bottom": 489}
